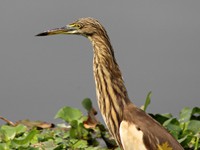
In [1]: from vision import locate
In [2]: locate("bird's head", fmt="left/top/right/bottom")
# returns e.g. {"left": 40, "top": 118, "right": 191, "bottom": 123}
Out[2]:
{"left": 36, "top": 17, "right": 105, "bottom": 38}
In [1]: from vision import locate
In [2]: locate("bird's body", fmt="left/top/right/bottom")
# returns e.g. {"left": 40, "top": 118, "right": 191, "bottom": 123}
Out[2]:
{"left": 37, "top": 17, "right": 184, "bottom": 150}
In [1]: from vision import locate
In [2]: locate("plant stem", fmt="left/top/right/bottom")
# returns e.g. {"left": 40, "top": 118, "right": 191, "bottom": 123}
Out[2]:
{"left": 194, "top": 136, "right": 199, "bottom": 150}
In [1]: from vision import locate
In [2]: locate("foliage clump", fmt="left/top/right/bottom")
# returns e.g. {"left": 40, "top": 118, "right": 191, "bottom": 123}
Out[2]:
{"left": 0, "top": 93, "right": 199, "bottom": 149}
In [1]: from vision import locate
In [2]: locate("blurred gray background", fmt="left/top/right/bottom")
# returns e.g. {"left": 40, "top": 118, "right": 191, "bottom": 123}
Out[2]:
{"left": 0, "top": 1, "right": 199, "bottom": 125}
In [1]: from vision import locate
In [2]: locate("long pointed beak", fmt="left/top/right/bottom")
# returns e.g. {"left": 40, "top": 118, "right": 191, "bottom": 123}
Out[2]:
{"left": 36, "top": 25, "right": 74, "bottom": 36}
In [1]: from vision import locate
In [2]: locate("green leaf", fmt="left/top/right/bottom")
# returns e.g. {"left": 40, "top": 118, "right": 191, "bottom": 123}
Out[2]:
{"left": 192, "top": 107, "right": 200, "bottom": 121}
{"left": 70, "top": 120, "right": 78, "bottom": 128}
{"left": 165, "top": 123, "right": 181, "bottom": 139}
{"left": 179, "top": 134, "right": 193, "bottom": 148}
{"left": 0, "top": 124, "right": 27, "bottom": 143}
{"left": 179, "top": 107, "right": 193, "bottom": 123}
{"left": 0, "top": 100, "right": 199, "bottom": 149}
{"left": 163, "top": 117, "right": 179, "bottom": 126}
{"left": 15, "top": 124, "right": 27, "bottom": 134}
{"left": 1, "top": 125, "right": 16, "bottom": 140}
{"left": 150, "top": 114, "right": 170, "bottom": 125}
{"left": 55, "top": 106, "right": 83, "bottom": 123}
{"left": 187, "top": 120, "right": 200, "bottom": 134}
{"left": 42, "top": 140, "right": 57, "bottom": 149}
{"left": 13, "top": 129, "right": 39, "bottom": 145}
{"left": 82, "top": 98, "right": 92, "bottom": 111}
{"left": 70, "top": 128, "right": 78, "bottom": 138}
{"left": 160, "top": 113, "right": 173, "bottom": 118}
{"left": 178, "top": 135, "right": 188, "bottom": 143}
{"left": 142, "top": 91, "right": 151, "bottom": 111}
{"left": 85, "top": 147, "right": 104, "bottom": 150}
{"left": 72, "top": 139, "right": 88, "bottom": 148}
{"left": 0, "top": 143, "right": 9, "bottom": 150}
{"left": 192, "top": 107, "right": 200, "bottom": 115}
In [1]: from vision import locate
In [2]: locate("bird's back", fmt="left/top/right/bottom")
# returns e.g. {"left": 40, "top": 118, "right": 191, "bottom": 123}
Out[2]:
{"left": 120, "top": 103, "right": 184, "bottom": 150}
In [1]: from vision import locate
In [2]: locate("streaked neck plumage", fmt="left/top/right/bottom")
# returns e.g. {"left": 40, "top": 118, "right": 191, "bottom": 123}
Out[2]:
{"left": 88, "top": 33, "right": 131, "bottom": 145}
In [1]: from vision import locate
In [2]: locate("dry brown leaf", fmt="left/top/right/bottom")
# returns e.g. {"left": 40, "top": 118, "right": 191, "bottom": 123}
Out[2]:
{"left": 0, "top": 116, "right": 16, "bottom": 126}
{"left": 83, "top": 107, "right": 99, "bottom": 129}
{"left": 16, "top": 119, "right": 54, "bottom": 129}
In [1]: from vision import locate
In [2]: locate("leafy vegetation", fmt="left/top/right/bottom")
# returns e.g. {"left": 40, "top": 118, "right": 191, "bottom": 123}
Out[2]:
{"left": 0, "top": 93, "right": 199, "bottom": 149}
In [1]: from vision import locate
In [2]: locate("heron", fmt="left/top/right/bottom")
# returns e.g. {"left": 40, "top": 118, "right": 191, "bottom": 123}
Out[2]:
{"left": 36, "top": 17, "right": 183, "bottom": 150}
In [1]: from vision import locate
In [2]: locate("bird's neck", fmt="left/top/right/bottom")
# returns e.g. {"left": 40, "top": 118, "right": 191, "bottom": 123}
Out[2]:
{"left": 89, "top": 34, "right": 131, "bottom": 136}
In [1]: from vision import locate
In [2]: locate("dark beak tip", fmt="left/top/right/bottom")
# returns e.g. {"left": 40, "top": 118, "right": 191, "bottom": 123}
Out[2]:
{"left": 35, "top": 32, "right": 49, "bottom": 36}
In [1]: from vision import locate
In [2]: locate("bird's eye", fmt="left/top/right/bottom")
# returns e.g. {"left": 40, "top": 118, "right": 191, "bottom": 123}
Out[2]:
{"left": 71, "top": 23, "right": 81, "bottom": 28}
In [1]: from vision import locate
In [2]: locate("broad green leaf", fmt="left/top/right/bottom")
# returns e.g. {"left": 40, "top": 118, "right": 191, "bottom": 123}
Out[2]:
{"left": 54, "top": 145, "right": 66, "bottom": 150}
{"left": 0, "top": 143, "right": 9, "bottom": 150}
{"left": 187, "top": 120, "right": 200, "bottom": 134}
{"left": 164, "top": 120, "right": 181, "bottom": 139}
{"left": 150, "top": 114, "right": 170, "bottom": 125}
{"left": 192, "top": 107, "right": 200, "bottom": 115}
{"left": 163, "top": 118, "right": 180, "bottom": 138}
{"left": 72, "top": 139, "right": 88, "bottom": 148}
{"left": 55, "top": 106, "right": 83, "bottom": 123}
{"left": 54, "top": 137, "right": 63, "bottom": 144}
{"left": 179, "top": 134, "right": 193, "bottom": 148}
{"left": 179, "top": 107, "right": 193, "bottom": 123}
{"left": 28, "top": 148, "right": 40, "bottom": 150}
{"left": 85, "top": 147, "right": 105, "bottom": 150}
{"left": 13, "top": 129, "right": 39, "bottom": 145}
{"left": 178, "top": 135, "right": 188, "bottom": 143}
{"left": 82, "top": 98, "right": 92, "bottom": 111}
{"left": 192, "top": 107, "right": 200, "bottom": 121}
{"left": 70, "top": 120, "right": 78, "bottom": 128}
{"left": 15, "top": 124, "right": 27, "bottom": 134}
{"left": 163, "top": 118, "right": 179, "bottom": 127}
{"left": 1, "top": 125, "right": 16, "bottom": 140}
{"left": 0, "top": 124, "right": 27, "bottom": 142}
{"left": 42, "top": 140, "right": 57, "bottom": 149}
{"left": 160, "top": 113, "right": 173, "bottom": 119}
{"left": 69, "top": 138, "right": 79, "bottom": 145}
{"left": 114, "top": 148, "right": 121, "bottom": 150}
{"left": 163, "top": 118, "right": 176, "bottom": 127}
{"left": 70, "top": 128, "right": 78, "bottom": 138}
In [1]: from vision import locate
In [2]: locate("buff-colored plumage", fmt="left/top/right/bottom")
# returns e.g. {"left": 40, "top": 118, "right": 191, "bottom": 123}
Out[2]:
{"left": 37, "top": 17, "right": 184, "bottom": 150}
